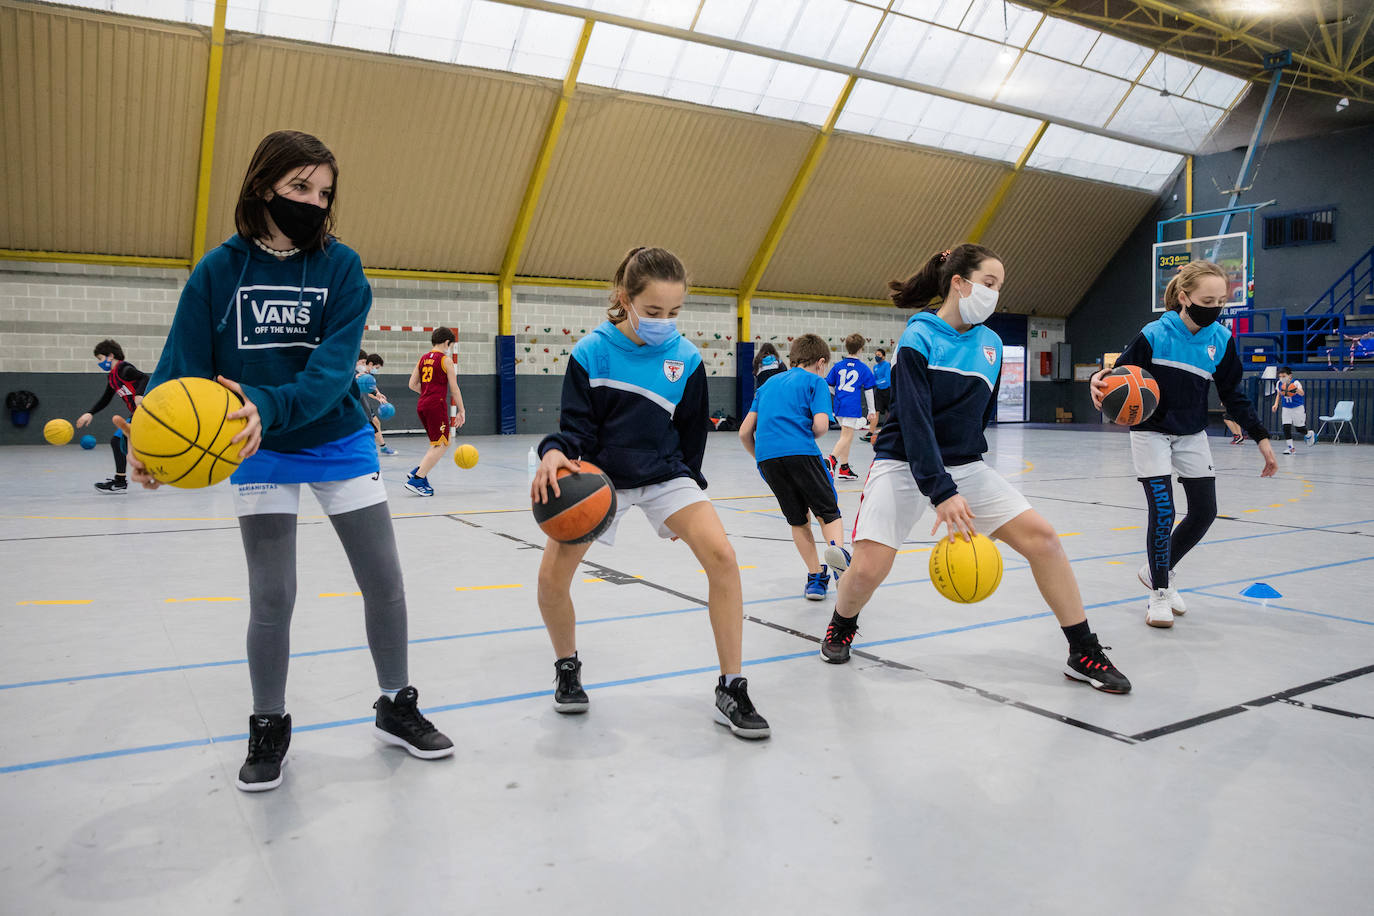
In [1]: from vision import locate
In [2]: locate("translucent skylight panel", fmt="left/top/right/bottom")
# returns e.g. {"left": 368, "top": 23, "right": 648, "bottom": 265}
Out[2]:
{"left": 959, "top": 0, "right": 1041, "bottom": 48}
{"left": 867, "top": 16, "right": 1013, "bottom": 98}
{"left": 391, "top": 0, "right": 464, "bottom": 63}
{"left": 1138, "top": 53, "right": 1201, "bottom": 95}
{"left": 1184, "top": 67, "right": 1249, "bottom": 109}
{"left": 329, "top": 0, "right": 399, "bottom": 54}
{"left": 1109, "top": 85, "right": 1223, "bottom": 150}
{"left": 509, "top": 8, "right": 586, "bottom": 78}
{"left": 694, "top": 0, "right": 882, "bottom": 67}
{"left": 1081, "top": 32, "right": 1154, "bottom": 80}
{"left": 999, "top": 53, "right": 1129, "bottom": 126}
{"left": 890, "top": 0, "right": 973, "bottom": 29}
{"left": 1027, "top": 14, "right": 1099, "bottom": 65}
{"left": 555, "top": 0, "right": 699, "bottom": 29}
{"left": 1028, "top": 124, "right": 1184, "bottom": 191}
{"left": 836, "top": 79, "right": 1041, "bottom": 162}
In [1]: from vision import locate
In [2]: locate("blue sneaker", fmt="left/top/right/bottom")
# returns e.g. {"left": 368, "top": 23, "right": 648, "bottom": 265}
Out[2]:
{"left": 823, "top": 541, "right": 851, "bottom": 580}
{"left": 379, "top": 444, "right": 397, "bottom": 456}
{"left": 804, "top": 566, "right": 830, "bottom": 601}
{"left": 404, "top": 471, "right": 433, "bottom": 497}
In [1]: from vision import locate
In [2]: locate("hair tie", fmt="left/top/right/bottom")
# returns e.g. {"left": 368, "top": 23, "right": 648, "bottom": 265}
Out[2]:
{"left": 939, "top": 249, "right": 951, "bottom": 263}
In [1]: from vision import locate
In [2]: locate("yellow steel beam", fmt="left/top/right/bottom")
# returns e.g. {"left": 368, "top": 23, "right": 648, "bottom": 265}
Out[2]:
{"left": 1185, "top": 155, "right": 1193, "bottom": 240}
{"left": 496, "top": 18, "right": 594, "bottom": 336}
{"left": 0, "top": 250, "right": 191, "bottom": 269}
{"left": 190, "top": 0, "right": 227, "bottom": 263}
{"left": 1311, "top": 0, "right": 1341, "bottom": 72}
{"left": 366, "top": 268, "right": 498, "bottom": 284}
{"left": 966, "top": 120, "right": 1049, "bottom": 245}
{"left": 1347, "top": 4, "right": 1374, "bottom": 70}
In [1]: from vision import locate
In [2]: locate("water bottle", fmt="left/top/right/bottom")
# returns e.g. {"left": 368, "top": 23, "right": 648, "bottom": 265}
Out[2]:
{"left": 527, "top": 446, "right": 538, "bottom": 485}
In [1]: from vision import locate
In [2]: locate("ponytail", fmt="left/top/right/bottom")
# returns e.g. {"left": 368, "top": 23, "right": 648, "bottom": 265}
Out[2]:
{"left": 1163, "top": 259, "right": 1228, "bottom": 312}
{"left": 890, "top": 243, "right": 1001, "bottom": 309}
{"left": 609, "top": 246, "right": 687, "bottom": 322}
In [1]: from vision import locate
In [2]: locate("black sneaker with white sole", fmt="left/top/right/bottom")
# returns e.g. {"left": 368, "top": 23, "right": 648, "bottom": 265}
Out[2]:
{"left": 714, "top": 677, "right": 770, "bottom": 739}
{"left": 374, "top": 686, "right": 454, "bottom": 758}
{"left": 94, "top": 476, "right": 127, "bottom": 493}
{"left": 237, "top": 713, "right": 291, "bottom": 792}
{"left": 553, "top": 655, "right": 589, "bottom": 713}
{"left": 1064, "top": 635, "right": 1131, "bottom": 694}
{"left": 820, "top": 614, "right": 858, "bottom": 664}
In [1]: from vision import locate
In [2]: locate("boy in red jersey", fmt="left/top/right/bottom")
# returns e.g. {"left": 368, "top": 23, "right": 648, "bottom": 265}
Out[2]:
{"left": 405, "top": 327, "right": 464, "bottom": 496}
{"left": 75, "top": 339, "right": 149, "bottom": 493}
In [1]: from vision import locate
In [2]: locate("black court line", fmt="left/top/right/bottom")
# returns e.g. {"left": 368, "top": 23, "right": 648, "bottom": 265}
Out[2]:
{"left": 1275, "top": 698, "right": 1374, "bottom": 721}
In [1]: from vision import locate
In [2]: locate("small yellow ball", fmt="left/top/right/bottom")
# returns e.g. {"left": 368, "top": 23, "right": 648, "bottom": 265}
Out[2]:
{"left": 43, "top": 418, "right": 74, "bottom": 446}
{"left": 453, "top": 443, "right": 479, "bottom": 469}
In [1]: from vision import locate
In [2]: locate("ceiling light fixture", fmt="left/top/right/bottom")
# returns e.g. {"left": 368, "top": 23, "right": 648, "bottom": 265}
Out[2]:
{"left": 1336, "top": 96, "right": 1350, "bottom": 112}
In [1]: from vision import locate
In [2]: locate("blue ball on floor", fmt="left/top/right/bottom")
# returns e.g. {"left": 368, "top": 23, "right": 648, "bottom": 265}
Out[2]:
{"left": 378, "top": 402, "right": 395, "bottom": 420}
{"left": 80, "top": 434, "right": 97, "bottom": 449}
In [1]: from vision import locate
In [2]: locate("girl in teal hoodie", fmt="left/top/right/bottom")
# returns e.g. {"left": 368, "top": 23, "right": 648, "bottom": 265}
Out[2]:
{"left": 130, "top": 130, "right": 452, "bottom": 791}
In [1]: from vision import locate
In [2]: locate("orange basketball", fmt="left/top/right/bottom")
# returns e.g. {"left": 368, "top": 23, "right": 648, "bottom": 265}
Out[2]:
{"left": 532, "top": 461, "right": 617, "bottom": 544}
{"left": 1100, "top": 365, "right": 1160, "bottom": 426}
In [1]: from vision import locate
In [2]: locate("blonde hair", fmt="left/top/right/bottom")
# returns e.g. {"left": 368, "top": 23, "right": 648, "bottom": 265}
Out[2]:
{"left": 1164, "top": 260, "right": 1228, "bottom": 312}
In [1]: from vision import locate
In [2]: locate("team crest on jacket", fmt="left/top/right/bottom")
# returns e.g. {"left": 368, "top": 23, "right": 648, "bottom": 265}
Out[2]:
{"left": 983, "top": 346, "right": 997, "bottom": 366}
{"left": 1206, "top": 344, "right": 1217, "bottom": 360}
{"left": 663, "top": 359, "right": 685, "bottom": 382}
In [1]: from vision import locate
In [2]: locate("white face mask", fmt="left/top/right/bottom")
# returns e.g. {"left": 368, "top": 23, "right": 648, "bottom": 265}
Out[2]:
{"left": 956, "top": 278, "right": 999, "bottom": 325}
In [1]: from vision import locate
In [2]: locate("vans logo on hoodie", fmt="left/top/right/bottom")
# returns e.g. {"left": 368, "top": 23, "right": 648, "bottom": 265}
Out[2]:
{"left": 237, "top": 285, "right": 328, "bottom": 349}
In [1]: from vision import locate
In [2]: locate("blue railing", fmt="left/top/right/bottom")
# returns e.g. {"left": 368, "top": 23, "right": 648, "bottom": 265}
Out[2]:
{"left": 1304, "top": 244, "right": 1374, "bottom": 315}
{"left": 1242, "top": 375, "right": 1374, "bottom": 442}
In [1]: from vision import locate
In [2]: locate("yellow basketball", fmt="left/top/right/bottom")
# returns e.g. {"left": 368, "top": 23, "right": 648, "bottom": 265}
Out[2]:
{"left": 929, "top": 533, "right": 1003, "bottom": 603}
{"left": 453, "top": 443, "right": 479, "bottom": 469}
{"left": 43, "top": 418, "right": 74, "bottom": 445}
{"left": 130, "top": 377, "right": 246, "bottom": 488}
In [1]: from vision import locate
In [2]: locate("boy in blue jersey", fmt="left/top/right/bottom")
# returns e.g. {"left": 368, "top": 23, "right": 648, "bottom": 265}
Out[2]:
{"left": 825, "top": 333, "right": 878, "bottom": 480}
{"left": 821, "top": 245, "right": 1131, "bottom": 693}
{"left": 1271, "top": 366, "right": 1314, "bottom": 454}
{"left": 1093, "top": 260, "right": 1276, "bottom": 628}
{"left": 862, "top": 347, "right": 892, "bottom": 443}
{"left": 739, "top": 333, "right": 846, "bottom": 601}
{"left": 531, "top": 247, "right": 769, "bottom": 740}
{"left": 125, "top": 131, "right": 452, "bottom": 791}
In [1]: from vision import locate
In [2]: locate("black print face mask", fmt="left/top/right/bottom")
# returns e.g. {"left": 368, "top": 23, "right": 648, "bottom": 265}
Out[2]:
{"left": 266, "top": 194, "right": 328, "bottom": 247}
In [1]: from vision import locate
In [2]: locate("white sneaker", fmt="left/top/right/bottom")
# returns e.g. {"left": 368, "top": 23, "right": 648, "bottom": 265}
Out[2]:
{"left": 1137, "top": 564, "right": 1187, "bottom": 614}
{"left": 1146, "top": 590, "right": 1175, "bottom": 628}
{"left": 1284, "top": 444, "right": 1295, "bottom": 455}
{"left": 1305, "top": 430, "right": 1316, "bottom": 446}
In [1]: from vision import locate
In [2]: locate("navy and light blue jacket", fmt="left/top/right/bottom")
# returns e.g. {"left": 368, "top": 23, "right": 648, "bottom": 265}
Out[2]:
{"left": 148, "top": 234, "right": 375, "bottom": 480}
{"left": 1116, "top": 310, "right": 1267, "bottom": 440}
{"left": 873, "top": 312, "right": 1002, "bottom": 504}
{"left": 539, "top": 322, "right": 709, "bottom": 490}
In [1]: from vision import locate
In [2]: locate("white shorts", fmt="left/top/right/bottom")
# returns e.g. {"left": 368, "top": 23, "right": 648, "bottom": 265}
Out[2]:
{"left": 233, "top": 473, "right": 388, "bottom": 517}
{"left": 838, "top": 416, "right": 867, "bottom": 430}
{"left": 1281, "top": 406, "right": 1306, "bottom": 427}
{"left": 851, "top": 459, "right": 1032, "bottom": 549}
{"left": 599, "top": 477, "right": 710, "bottom": 546}
{"left": 1129, "top": 430, "right": 1215, "bottom": 479}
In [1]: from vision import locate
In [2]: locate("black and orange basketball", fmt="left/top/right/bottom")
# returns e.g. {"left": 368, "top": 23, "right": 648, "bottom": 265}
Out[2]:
{"left": 533, "top": 461, "right": 617, "bottom": 544}
{"left": 1100, "top": 365, "right": 1160, "bottom": 426}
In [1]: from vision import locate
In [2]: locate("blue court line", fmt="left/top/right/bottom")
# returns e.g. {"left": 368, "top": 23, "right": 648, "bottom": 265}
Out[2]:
{"left": 5, "top": 517, "right": 1369, "bottom": 693}
{"left": 1190, "top": 590, "right": 1374, "bottom": 627}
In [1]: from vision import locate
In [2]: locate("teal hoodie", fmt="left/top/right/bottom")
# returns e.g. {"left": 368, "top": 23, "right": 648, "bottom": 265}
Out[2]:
{"left": 148, "top": 234, "right": 372, "bottom": 453}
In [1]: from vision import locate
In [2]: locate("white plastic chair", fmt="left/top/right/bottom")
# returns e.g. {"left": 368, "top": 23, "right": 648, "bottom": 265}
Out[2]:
{"left": 1315, "top": 400, "right": 1357, "bottom": 444}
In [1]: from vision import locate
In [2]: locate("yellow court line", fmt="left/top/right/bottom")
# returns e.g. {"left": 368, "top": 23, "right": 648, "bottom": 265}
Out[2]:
{"left": 1288, "top": 498, "right": 1300, "bottom": 502}
{"left": 166, "top": 597, "right": 240, "bottom": 603}
{"left": 1268, "top": 504, "right": 1284, "bottom": 508}
{"left": 1106, "top": 561, "right": 1125, "bottom": 566}
{"left": 1111, "top": 525, "right": 1141, "bottom": 531}
{"left": 897, "top": 547, "right": 932, "bottom": 555}
{"left": 1243, "top": 508, "right": 1263, "bottom": 513}
{"left": 1058, "top": 532, "right": 1081, "bottom": 537}
{"left": 16, "top": 599, "right": 92, "bottom": 606}
{"left": 454, "top": 584, "right": 524, "bottom": 591}
{"left": 319, "top": 591, "right": 362, "bottom": 598}
{"left": 1005, "top": 460, "right": 1035, "bottom": 478}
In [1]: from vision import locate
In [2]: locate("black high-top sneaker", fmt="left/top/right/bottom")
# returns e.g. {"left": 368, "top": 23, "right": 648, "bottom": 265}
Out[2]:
{"left": 374, "top": 687, "right": 454, "bottom": 758}
{"left": 236, "top": 713, "right": 291, "bottom": 792}
{"left": 1064, "top": 635, "right": 1132, "bottom": 694}
{"left": 714, "top": 677, "right": 770, "bottom": 739}
{"left": 820, "top": 614, "right": 859, "bottom": 664}
{"left": 553, "top": 655, "right": 589, "bottom": 714}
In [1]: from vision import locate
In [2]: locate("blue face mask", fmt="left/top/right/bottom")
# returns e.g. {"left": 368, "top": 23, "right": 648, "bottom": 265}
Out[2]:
{"left": 631, "top": 306, "right": 679, "bottom": 346}
{"left": 98, "top": 359, "right": 113, "bottom": 371}
{"left": 761, "top": 355, "right": 778, "bottom": 367}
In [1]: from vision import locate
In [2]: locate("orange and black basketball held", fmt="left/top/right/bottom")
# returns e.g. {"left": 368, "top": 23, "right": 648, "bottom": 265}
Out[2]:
{"left": 1099, "top": 365, "right": 1160, "bottom": 426}
{"left": 533, "top": 461, "right": 617, "bottom": 544}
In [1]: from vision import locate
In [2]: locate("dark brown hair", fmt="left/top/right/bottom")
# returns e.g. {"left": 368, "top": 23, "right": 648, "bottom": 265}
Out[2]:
{"left": 844, "top": 333, "right": 865, "bottom": 355}
{"left": 93, "top": 339, "right": 124, "bottom": 361}
{"left": 789, "top": 333, "right": 829, "bottom": 368}
{"left": 1163, "top": 260, "right": 1227, "bottom": 313}
{"left": 234, "top": 130, "right": 339, "bottom": 253}
{"left": 431, "top": 327, "right": 456, "bottom": 346}
{"left": 889, "top": 243, "right": 1001, "bottom": 309}
{"left": 608, "top": 247, "right": 688, "bottom": 322}
{"left": 753, "top": 341, "right": 785, "bottom": 375}
{"left": 366, "top": 353, "right": 384, "bottom": 367}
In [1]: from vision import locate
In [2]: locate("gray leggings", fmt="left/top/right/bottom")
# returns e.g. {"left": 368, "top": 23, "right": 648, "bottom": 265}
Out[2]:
{"left": 239, "top": 502, "right": 409, "bottom": 716}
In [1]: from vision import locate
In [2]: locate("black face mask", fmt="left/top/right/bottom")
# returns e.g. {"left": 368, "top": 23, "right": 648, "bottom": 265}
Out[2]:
{"left": 265, "top": 194, "right": 328, "bottom": 247}
{"left": 1185, "top": 304, "right": 1224, "bottom": 327}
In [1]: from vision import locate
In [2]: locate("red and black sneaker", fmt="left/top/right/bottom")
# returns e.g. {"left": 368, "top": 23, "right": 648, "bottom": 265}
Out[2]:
{"left": 1064, "top": 635, "right": 1131, "bottom": 694}
{"left": 826, "top": 455, "right": 838, "bottom": 477}
{"left": 820, "top": 614, "right": 859, "bottom": 664}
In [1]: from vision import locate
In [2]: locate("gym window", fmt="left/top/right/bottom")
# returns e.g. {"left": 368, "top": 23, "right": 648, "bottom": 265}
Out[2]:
{"left": 1262, "top": 206, "right": 1336, "bottom": 249}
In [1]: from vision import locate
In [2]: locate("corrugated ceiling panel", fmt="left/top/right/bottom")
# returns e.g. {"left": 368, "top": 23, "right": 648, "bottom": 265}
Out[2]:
{"left": 520, "top": 90, "right": 816, "bottom": 289}
{"left": 760, "top": 135, "right": 1009, "bottom": 298}
{"left": 208, "top": 37, "right": 558, "bottom": 273}
{"left": 980, "top": 170, "right": 1155, "bottom": 317}
{"left": 0, "top": 3, "right": 205, "bottom": 257}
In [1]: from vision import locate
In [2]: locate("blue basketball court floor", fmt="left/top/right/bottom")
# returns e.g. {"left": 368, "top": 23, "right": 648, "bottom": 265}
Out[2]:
{"left": 2, "top": 426, "right": 1370, "bottom": 914}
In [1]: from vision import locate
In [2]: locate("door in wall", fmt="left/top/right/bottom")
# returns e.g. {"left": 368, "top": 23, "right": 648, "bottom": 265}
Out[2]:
{"left": 998, "top": 346, "right": 1026, "bottom": 422}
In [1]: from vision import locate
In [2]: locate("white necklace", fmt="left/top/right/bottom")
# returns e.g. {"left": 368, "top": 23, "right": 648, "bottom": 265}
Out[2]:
{"left": 254, "top": 237, "right": 300, "bottom": 258}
